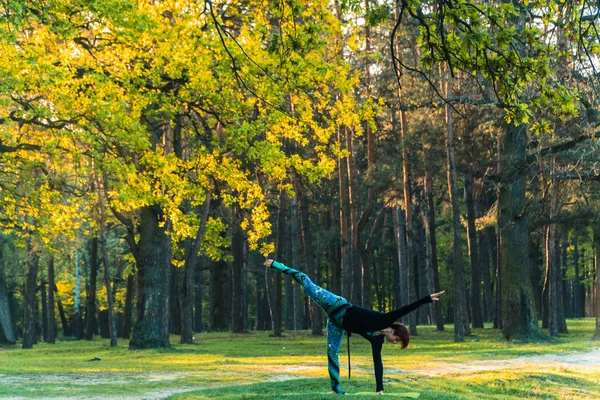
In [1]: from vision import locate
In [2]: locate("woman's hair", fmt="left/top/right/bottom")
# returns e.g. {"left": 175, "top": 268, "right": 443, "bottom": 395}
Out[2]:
{"left": 391, "top": 322, "right": 410, "bottom": 349}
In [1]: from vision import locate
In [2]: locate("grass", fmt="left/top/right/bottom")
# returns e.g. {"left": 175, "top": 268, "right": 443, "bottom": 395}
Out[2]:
{"left": 0, "top": 319, "right": 598, "bottom": 399}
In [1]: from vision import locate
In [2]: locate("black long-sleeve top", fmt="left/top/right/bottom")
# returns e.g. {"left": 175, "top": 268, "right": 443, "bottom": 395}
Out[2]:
{"left": 342, "top": 295, "right": 433, "bottom": 392}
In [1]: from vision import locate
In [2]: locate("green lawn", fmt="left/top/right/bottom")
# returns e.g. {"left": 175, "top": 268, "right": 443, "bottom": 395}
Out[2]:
{"left": 0, "top": 319, "right": 598, "bottom": 399}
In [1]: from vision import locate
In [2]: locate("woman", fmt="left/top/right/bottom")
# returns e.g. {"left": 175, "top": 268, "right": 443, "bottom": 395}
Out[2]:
{"left": 265, "top": 259, "right": 444, "bottom": 395}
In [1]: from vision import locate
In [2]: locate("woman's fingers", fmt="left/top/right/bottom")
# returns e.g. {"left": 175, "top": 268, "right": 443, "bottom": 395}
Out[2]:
{"left": 430, "top": 290, "right": 446, "bottom": 300}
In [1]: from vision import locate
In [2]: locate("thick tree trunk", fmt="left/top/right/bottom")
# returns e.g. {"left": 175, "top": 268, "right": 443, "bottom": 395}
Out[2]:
{"left": 85, "top": 238, "right": 98, "bottom": 340}
{"left": 445, "top": 88, "right": 469, "bottom": 341}
{"left": 499, "top": 122, "right": 540, "bottom": 341}
{"left": 22, "top": 240, "right": 40, "bottom": 349}
{"left": 0, "top": 239, "right": 16, "bottom": 344}
{"left": 465, "top": 172, "right": 484, "bottom": 329}
{"left": 129, "top": 206, "right": 171, "bottom": 349}
{"left": 47, "top": 255, "right": 56, "bottom": 344}
{"left": 593, "top": 227, "right": 600, "bottom": 340}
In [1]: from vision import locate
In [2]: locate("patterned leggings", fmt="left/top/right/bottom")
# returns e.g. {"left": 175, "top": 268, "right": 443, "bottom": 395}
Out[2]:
{"left": 271, "top": 261, "right": 349, "bottom": 394}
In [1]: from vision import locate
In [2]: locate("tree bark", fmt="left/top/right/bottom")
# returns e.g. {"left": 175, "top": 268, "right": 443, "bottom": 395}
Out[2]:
{"left": 0, "top": 239, "right": 16, "bottom": 344}
{"left": 22, "top": 240, "right": 40, "bottom": 349}
{"left": 592, "top": 226, "right": 600, "bottom": 340}
{"left": 499, "top": 122, "right": 541, "bottom": 341}
{"left": 338, "top": 126, "right": 352, "bottom": 301}
{"left": 392, "top": 207, "right": 409, "bottom": 322}
{"left": 464, "top": 172, "right": 484, "bottom": 329}
{"left": 231, "top": 215, "right": 246, "bottom": 333}
{"left": 480, "top": 227, "right": 495, "bottom": 323}
{"left": 181, "top": 190, "right": 211, "bottom": 343}
{"left": 422, "top": 144, "right": 444, "bottom": 330}
{"left": 73, "top": 251, "right": 84, "bottom": 339}
{"left": 46, "top": 255, "right": 57, "bottom": 344}
{"left": 210, "top": 259, "right": 229, "bottom": 331}
{"left": 122, "top": 271, "right": 135, "bottom": 339}
{"left": 445, "top": 82, "right": 470, "bottom": 341}
{"left": 292, "top": 172, "right": 322, "bottom": 335}
{"left": 85, "top": 238, "right": 98, "bottom": 340}
{"left": 129, "top": 206, "right": 171, "bottom": 349}
{"left": 290, "top": 193, "right": 303, "bottom": 331}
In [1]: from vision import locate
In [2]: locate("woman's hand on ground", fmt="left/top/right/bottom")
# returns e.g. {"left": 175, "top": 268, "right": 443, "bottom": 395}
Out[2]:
{"left": 264, "top": 259, "right": 274, "bottom": 268}
{"left": 430, "top": 290, "right": 445, "bottom": 301}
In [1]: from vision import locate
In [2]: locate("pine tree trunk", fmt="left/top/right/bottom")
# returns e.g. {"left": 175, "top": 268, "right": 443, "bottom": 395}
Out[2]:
{"left": 194, "top": 259, "right": 204, "bottom": 332}
{"left": 0, "top": 239, "right": 16, "bottom": 344}
{"left": 338, "top": 126, "right": 352, "bottom": 301}
{"left": 231, "top": 222, "right": 246, "bottom": 333}
{"left": 122, "top": 272, "right": 135, "bottom": 339}
{"left": 293, "top": 172, "right": 322, "bottom": 335}
{"left": 392, "top": 207, "right": 409, "bottom": 322}
{"left": 445, "top": 84, "right": 469, "bottom": 341}
{"left": 423, "top": 159, "right": 444, "bottom": 330}
{"left": 290, "top": 193, "right": 303, "bottom": 331}
{"left": 464, "top": 172, "right": 484, "bottom": 329}
{"left": 480, "top": 228, "right": 494, "bottom": 323}
{"left": 592, "top": 227, "right": 600, "bottom": 340}
{"left": 101, "top": 234, "right": 118, "bottom": 347}
{"left": 41, "top": 281, "right": 48, "bottom": 342}
{"left": 73, "top": 252, "right": 84, "bottom": 339}
{"left": 47, "top": 255, "right": 56, "bottom": 344}
{"left": 210, "top": 259, "right": 229, "bottom": 331}
{"left": 129, "top": 206, "right": 171, "bottom": 349}
{"left": 85, "top": 238, "right": 98, "bottom": 340}
{"left": 573, "top": 238, "right": 583, "bottom": 318}
{"left": 181, "top": 191, "right": 211, "bottom": 343}
{"left": 22, "top": 240, "right": 40, "bottom": 349}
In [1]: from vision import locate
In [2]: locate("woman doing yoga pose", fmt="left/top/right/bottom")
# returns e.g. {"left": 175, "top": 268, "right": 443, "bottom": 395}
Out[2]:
{"left": 265, "top": 259, "right": 444, "bottom": 395}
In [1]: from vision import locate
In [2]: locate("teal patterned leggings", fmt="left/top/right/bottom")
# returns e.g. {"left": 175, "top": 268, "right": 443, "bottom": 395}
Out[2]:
{"left": 271, "top": 261, "right": 349, "bottom": 394}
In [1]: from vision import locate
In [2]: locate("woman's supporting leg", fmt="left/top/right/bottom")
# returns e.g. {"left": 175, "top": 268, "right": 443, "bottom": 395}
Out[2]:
{"left": 270, "top": 261, "right": 348, "bottom": 317}
{"left": 327, "top": 320, "right": 345, "bottom": 394}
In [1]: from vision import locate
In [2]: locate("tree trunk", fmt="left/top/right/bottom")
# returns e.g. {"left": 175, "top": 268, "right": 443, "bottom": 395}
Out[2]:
{"left": 85, "top": 238, "right": 98, "bottom": 341}
{"left": 0, "top": 239, "right": 16, "bottom": 344}
{"left": 122, "top": 272, "right": 135, "bottom": 339}
{"left": 101, "top": 234, "right": 118, "bottom": 346}
{"left": 592, "top": 226, "right": 600, "bottom": 340}
{"left": 464, "top": 172, "right": 484, "bottom": 329}
{"left": 392, "top": 207, "right": 409, "bottom": 322}
{"left": 57, "top": 296, "right": 71, "bottom": 336}
{"left": 573, "top": 237, "right": 584, "bottom": 318}
{"left": 480, "top": 227, "right": 495, "bottom": 323}
{"left": 414, "top": 203, "right": 430, "bottom": 325}
{"left": 290, "top": 193, "right": 303, "bottom": 331}
{"left": 445, "top": 83, "right": 470, "bottom": 341}
{"left": 338, "top": 126, "right": 352, "bottom": 301}
{"left": 210, "top": 260, "right": 229, "bottom": 331}
{"left": 47, "top": 255, "right": 57, "bottom": 344}
{"left": 293, "top": 172, "right": 322, "bottom": 335}
{"left": 194, "top": 258, "right": 204, "bottom": 332}
{"left": 41, "top": 281, "right": 48, "bottom": 342}
{"left": 129, "top": 206, "right": 171, "bottom": 349}
{"left": 22, "top": 240, "right": 40, "bottom": 349}
{"left": 181, "top": 191, "right": 211, "bottom": 343}
{"left": 423, "top": 159, "right": 443, "bottom": 330}
{"left": 169, "top": 265, "right": 182, "bottom": 335}
{"left": 73, "top": 252, "right": 84, "bottom": 339}
{"left": 231, "top": 220, "right": 246, "bottom": 333}
{"left": 499, "top": 122, "right": 540, "bottom": 341}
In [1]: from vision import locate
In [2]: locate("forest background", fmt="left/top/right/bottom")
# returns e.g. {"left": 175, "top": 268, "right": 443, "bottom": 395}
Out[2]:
{"left": 0, "top": 0, "right": 599, "bottom": 354}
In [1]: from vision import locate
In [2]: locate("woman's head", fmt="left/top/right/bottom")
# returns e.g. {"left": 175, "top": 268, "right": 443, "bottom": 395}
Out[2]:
{"left": 388, "top": 322, "right": 410, "bottom": 348}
